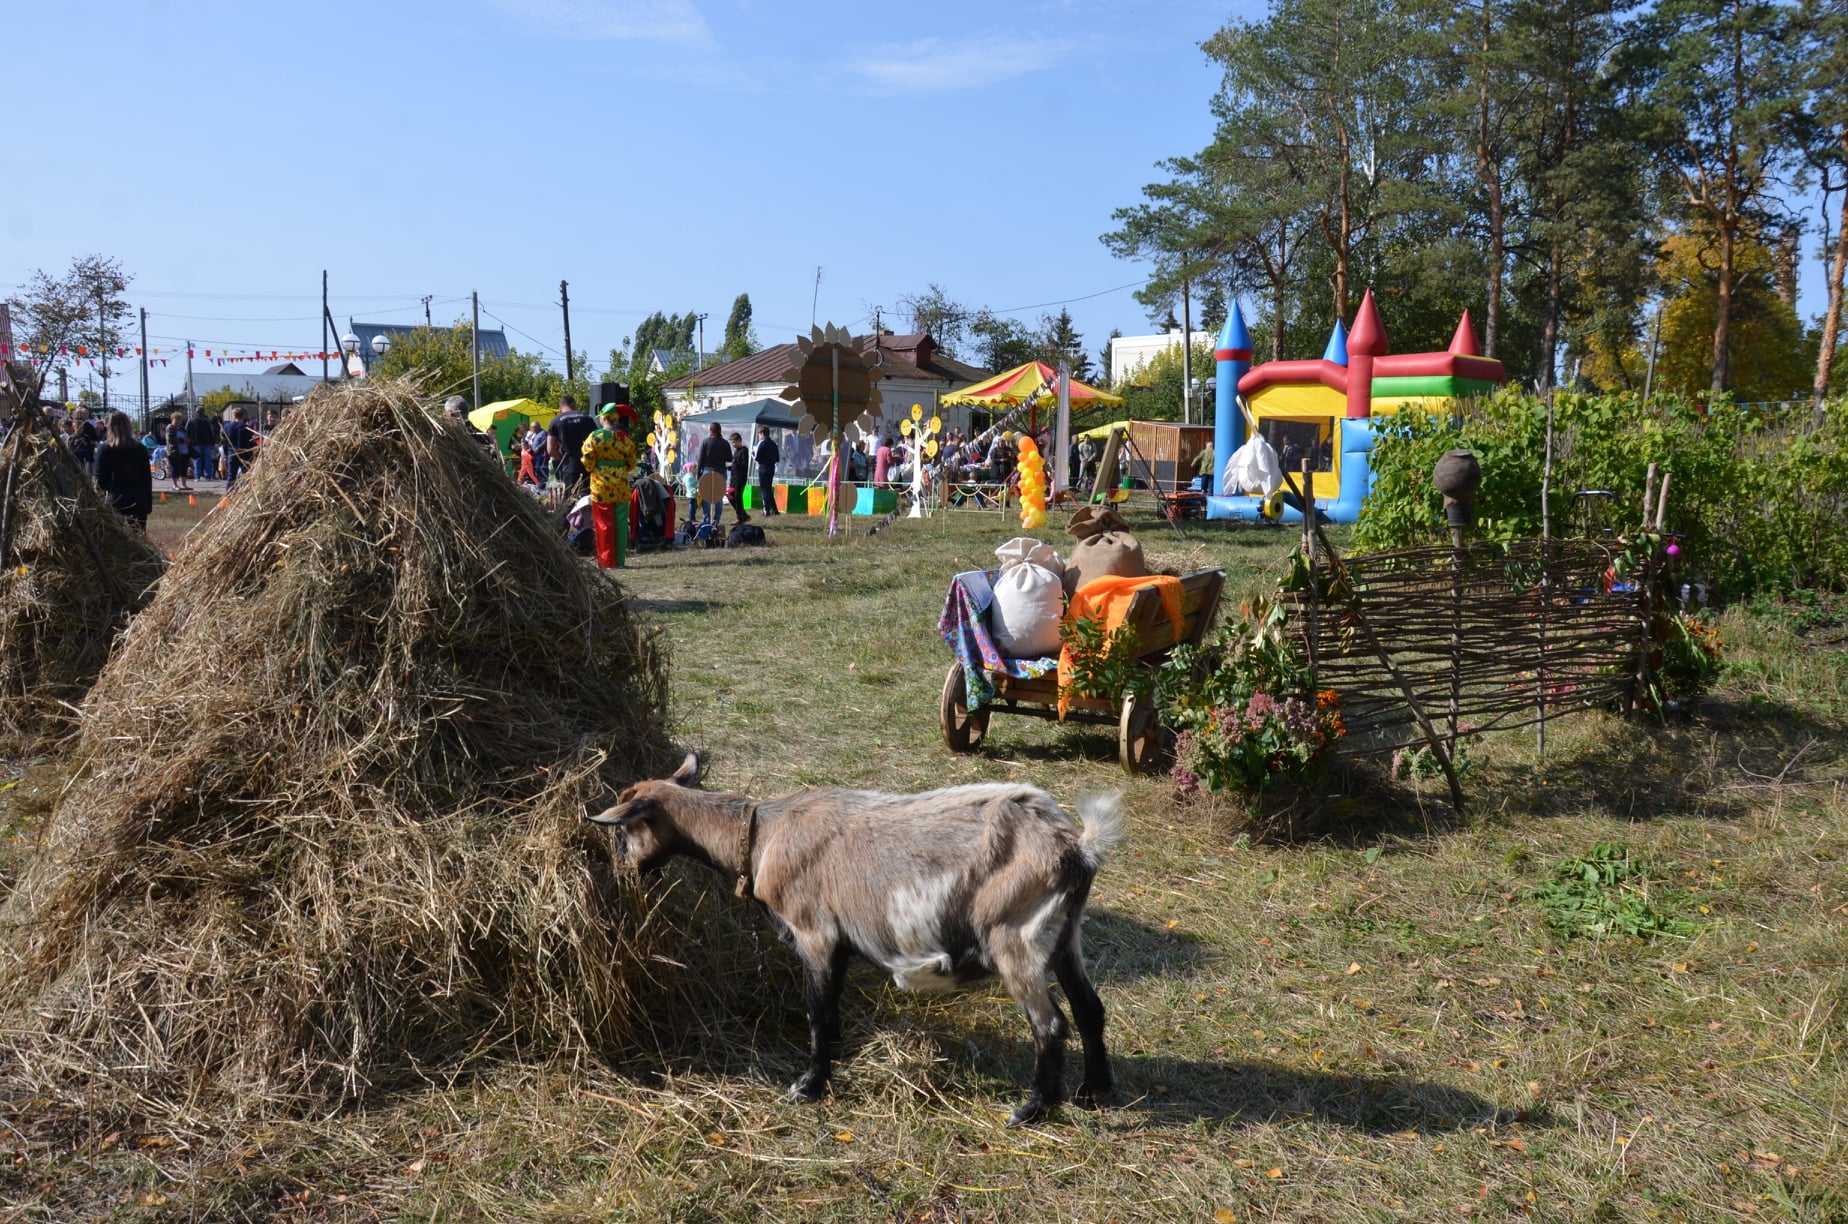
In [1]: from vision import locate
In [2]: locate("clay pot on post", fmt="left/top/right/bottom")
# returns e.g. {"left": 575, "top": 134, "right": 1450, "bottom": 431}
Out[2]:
{"left": 1432, "top": 449, "right": 1481, "bottom": 536}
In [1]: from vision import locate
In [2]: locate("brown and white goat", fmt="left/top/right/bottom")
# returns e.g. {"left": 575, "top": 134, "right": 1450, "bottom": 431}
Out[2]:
{"left": 589, "top": 753, "right": 1124, "bottom": 1126}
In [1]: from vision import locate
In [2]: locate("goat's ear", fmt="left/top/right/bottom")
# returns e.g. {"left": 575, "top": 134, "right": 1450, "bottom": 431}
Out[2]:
{"left": 670, "top": 752, "right": 699, "bottom": 786}
{"left": 587, "top": 800, "right": 646, "bottom": 828}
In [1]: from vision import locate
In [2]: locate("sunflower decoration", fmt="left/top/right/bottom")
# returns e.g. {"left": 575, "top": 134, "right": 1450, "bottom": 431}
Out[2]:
{"left": 775, "top": 323, "right": 884, "bottom": 442}
{"left": 897, "top": 402, "right": 942, "bottom": 459}
{"left": 648, "top": 410, "right": 679, "bottom": 473}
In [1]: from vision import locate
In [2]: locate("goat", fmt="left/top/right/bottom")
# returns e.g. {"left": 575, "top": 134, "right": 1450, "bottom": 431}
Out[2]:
{"left": 589, "top": 753, "right": 1124, "bottom": 1126}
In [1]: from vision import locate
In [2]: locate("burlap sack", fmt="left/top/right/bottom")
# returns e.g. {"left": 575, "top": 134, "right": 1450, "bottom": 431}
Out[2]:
{"left": 1064, "top": 530, "right": 1147, "bottom": 595}
{"left": 1067, "top": 505, "right": 1129, "bottom": 540}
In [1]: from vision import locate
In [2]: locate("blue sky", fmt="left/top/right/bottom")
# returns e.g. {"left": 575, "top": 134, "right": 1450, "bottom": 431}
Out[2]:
{"left": 5, "top": 0, "right": 1239, "bottom": 400}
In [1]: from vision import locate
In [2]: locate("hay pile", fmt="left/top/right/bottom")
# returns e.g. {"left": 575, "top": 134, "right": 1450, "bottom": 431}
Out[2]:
{"left": 0, "top": 386, "right": 163, "bottom": 753}
{"left": 0, "top": 378, "right": 681, "bottom": 1109}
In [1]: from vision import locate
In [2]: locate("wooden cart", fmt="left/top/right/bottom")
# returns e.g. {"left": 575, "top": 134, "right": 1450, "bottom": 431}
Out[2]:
{"left": 940, "top": 568, "right": 1227, "bottom": 772}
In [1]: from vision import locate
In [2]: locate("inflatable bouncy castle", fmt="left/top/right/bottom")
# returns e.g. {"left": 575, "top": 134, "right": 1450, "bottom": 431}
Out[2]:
{"left": 1208, "top": 290, "right": 1505, "bottom": 523}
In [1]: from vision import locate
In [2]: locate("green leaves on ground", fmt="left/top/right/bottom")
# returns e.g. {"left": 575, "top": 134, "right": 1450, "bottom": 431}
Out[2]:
{"left": 1529, "top": 843, "right": 1698, "bottom": 940}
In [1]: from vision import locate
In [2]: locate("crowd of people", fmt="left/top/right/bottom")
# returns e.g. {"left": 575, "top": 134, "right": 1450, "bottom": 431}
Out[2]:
{"left": 36, "top": 387, "right": 1136, "bottom": 553}
{"left": 0, "top": 402, "right": 267, "bottom": 532}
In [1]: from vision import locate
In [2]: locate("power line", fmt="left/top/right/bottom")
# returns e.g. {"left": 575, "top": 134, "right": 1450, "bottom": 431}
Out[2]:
{"left": 478, "top": 306, "right": 567, "bottom": 363}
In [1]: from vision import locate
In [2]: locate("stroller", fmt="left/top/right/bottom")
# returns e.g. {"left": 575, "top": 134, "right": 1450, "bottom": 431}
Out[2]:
{"left": 630, "top": 471, "right": 676, "bottom": 552}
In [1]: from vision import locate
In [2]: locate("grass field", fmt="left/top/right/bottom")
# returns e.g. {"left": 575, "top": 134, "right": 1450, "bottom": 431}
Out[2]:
{"left": 2, "top": 500, "right": 1845, "bottom": 1222}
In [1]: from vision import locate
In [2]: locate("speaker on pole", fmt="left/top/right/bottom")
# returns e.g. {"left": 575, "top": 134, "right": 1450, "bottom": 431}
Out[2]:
{"left": 597, "top": 381, "right": 629, "bottom": 409}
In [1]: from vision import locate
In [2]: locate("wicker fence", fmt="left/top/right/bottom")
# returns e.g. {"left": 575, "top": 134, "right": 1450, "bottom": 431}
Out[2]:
{"left": 1285, "top": 529, "right": 1653, "bottom": 806}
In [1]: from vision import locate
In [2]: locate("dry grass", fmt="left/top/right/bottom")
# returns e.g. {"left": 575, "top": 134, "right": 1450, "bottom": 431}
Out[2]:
{"left": 0, "top": 399, "right": 164, "bottom": 755}
{"left": 0, "top": 379, "right": 696, "bottom": 1118}
{"left": 1, "top": 499, "right": 1844, "bottom": 1221}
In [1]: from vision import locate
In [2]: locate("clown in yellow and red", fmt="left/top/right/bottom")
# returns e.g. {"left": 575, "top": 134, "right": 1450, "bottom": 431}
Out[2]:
{"left": 582, "top": 398, "right": 639, "bottom": 568}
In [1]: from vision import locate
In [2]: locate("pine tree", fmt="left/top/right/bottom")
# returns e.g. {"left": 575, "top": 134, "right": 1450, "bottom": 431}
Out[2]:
{"left": 1641, "top": 0, "right": 1804, "bottom": 392}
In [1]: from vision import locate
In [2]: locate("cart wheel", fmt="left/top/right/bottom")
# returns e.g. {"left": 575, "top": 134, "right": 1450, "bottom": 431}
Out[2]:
{"left": 941, "top": 662, "right": 989, "bottom": 754}
{"left": 1119, "top": 694, "right": 1159, "bottom": 773}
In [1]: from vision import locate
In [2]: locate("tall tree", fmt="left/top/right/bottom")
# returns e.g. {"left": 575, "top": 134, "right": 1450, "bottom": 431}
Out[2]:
{"left": 720, "top": 293, "right": 758, "bottom": 363}
{"left": 1507, "top": 0, "right": 1650, "bottom": 390}
{"left": 899, "top": 283, "right": 970, "bottom": 357}
{"left": 1041, "top": 309, "right": 1094, "bottom": 380}
{"left": 1641, "top": 0, "right": 1802, "bottom": 392}
{"left": 1202, "top": 0, "right": 1444, "bottom": 322}
{"left": 5, "top": 255, "right": 132, "bottom": 395}
{"left": 1799, "top": 0, "right": 1848, "bottom": 409}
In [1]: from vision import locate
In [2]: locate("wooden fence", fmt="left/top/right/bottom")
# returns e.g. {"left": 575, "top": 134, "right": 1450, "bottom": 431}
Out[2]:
{"left": 1284, "top": 525, "right": 1655, "bottom": 808}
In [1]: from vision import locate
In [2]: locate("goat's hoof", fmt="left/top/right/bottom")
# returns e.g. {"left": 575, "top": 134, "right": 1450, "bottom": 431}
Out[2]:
{"left": 788, "top": 1073, "right": 828, "bottom": 1103}
{"left": 1005, "top": 1097, "right": 1055, "bottom": 1128}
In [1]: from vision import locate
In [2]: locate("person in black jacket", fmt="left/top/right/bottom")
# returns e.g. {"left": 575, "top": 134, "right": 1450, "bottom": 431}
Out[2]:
{"left": 754, "top": 425, "right": 781, "bottom": 515}
{"left": 94, "top": 411, "right": 153, "bottom": 528}
{"left": 186, "top": 407, "right": 219, "bottom": 481}
{"left": 222, "top": 406, "right": 260, "bottom": 489}
{"left": 726, "top": 431, "right": 751, "bottom": 525}
{"left": 696, "top": 422, "right": 732, "bottom": 527}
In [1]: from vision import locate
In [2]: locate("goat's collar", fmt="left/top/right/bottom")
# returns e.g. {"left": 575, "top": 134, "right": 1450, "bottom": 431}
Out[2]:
{"left": 733, "top": 803, "right": 759, "bottom": 900}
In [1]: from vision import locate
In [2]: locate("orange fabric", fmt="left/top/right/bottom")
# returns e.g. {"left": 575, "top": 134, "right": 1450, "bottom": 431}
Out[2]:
{"left": 1057, "top": 574, "right": 1184, "bottom": 718}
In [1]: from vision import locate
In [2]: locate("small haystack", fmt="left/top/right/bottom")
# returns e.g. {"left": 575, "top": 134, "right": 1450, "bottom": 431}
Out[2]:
{"left": 0, "top": 378, "right": 681, "bottom": 1110}
{"left": 0, "top": 365, "right": 163, "bottom": 753}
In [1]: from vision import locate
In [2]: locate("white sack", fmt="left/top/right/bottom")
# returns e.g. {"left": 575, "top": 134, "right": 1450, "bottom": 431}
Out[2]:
{"left": 991, "top": 538, "right": 1066, "bottom": 658}
{"left": 1223, "top": 434, "right": 1284, "bottom": 497}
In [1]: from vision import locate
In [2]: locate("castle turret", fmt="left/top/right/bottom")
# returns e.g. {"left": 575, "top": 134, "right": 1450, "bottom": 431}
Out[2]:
{"left": 1346, "top": 290, "right": 1388, "bottom": 419}
{"left": 1448, "top": 310, "right": 1481, "bottom": 357}
{"left": 1214, "top": 301, "right": 1253, "bottom": 486}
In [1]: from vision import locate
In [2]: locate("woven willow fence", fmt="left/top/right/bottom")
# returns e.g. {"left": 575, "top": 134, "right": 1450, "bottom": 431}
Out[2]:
{"left": 1284, "top": 531, "right": 1652, "bottom": 807}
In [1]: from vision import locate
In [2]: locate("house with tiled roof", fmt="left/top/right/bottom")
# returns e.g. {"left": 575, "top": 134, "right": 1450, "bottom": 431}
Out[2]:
{"left": 661, "top": 331, "right": 992, "bottom": 439}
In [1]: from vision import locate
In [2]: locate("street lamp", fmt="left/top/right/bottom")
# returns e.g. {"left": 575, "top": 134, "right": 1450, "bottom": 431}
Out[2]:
{"left": 371, "top": 333, "right": 391, "bottom": 363}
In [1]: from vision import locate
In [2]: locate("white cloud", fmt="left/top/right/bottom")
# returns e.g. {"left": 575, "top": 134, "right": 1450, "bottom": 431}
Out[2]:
{"left": 847, "top": 36, "right": 1071, "bottom": 93}
{"left": 484, "top": 0, "right": 710, "bottom": 45}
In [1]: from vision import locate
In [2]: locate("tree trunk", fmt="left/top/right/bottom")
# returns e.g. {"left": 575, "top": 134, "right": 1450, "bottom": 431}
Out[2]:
{"left": 1540, "top": 242, "right": 1563, "bottom": 392}
{"left": 1712, "top": 218, "right": 1734, "bottom": 394}
{"left": 1477, "top": 0, "right": 1503, "bottom": 357}
{"left": 1814, "top": 166, "right": 1848, "bottom": 414}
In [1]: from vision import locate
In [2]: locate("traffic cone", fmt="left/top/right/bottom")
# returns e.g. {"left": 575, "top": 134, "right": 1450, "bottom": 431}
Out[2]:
{"left": 217, "top": 497, "right": 228, "bottom": 509}
{"left": 187, "top": 494, "right": 196, "bottom": 506}
{"left": 159, "top": 492, "right": 167, "bottom": 503}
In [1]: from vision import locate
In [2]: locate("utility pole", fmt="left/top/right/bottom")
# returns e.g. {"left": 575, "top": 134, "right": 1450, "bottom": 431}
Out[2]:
{"left": 422, "top": 295, "right": 432, "bottom": 327}
{"left": 560, "top": 280, "right": 574, "bottom": 383}
{"left": 322, "top": 270, "right": 330, "bottom": 384}
{"left": 1180, "top": 278, "right": 1193, "bottom": 425}
{"left": 470, "top": 291, "right": 481, "bottom": 411}
{"left": 98, "top": 286, "right": 110, "bottom": 410}
{"left": 185, "top": 340, "right": 195, "bottom": 409}
{"left": 138, "top": 307, "right": 150, "bottom": 429}
{"left": 695, "top": 312, "right": 708, "bottom": 367}
{"left": 812, "top": 266, "right": 822, "bottom": 329}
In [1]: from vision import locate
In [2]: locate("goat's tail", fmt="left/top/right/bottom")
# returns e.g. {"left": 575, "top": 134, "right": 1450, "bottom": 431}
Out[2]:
{"left": 1076, "top": 792, "right": 1126, "bottom": 869}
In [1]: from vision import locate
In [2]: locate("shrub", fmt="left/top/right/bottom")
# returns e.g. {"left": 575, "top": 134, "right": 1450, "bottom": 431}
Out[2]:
{"left": 1158, "top": 597, "right": 1345, "bottom": 794}
{"left": 1355, "top": 393, "right": 1848, "bottom": 600}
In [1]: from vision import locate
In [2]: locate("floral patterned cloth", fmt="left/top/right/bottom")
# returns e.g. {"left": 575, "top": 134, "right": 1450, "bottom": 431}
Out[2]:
{"left": 582, "top": 427, "right": 637, "bottom": 506}
{"left": 938, "top": 569, "right": 1057, "bottom": 710}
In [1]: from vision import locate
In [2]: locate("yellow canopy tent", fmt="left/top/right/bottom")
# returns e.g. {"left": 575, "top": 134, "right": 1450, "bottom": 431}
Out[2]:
{"left": 469, "top": 398, "right": 558, "bottom": 454}
{"left": 941, "top": 361, "right": 1124, "bottom": 411}
{"left": 1073, "top": 419, "right": 1131, "bottom": 441}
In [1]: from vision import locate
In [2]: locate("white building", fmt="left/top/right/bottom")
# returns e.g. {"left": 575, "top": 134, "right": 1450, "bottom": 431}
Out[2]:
{"left": 1108, "top": 328, "right": 1214, "bottom": 385}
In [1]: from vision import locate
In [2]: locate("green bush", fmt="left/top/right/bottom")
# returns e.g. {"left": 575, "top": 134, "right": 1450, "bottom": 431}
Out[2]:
{"left": 1354, "top": 393, "right": 1848, "bottom": 600}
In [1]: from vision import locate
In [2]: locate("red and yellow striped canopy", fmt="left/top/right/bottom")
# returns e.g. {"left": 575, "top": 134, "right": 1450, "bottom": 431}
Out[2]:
{"left": 941, "top": 361, "right": 1124, "bottom": 408}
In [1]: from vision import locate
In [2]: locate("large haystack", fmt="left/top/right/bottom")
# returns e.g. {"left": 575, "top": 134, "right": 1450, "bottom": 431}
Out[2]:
{"left": 0, "top": 374, "right": 163, "bottom": 753}
{"left": 0, "top": 378, "right": 681, "bottom": 1109}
